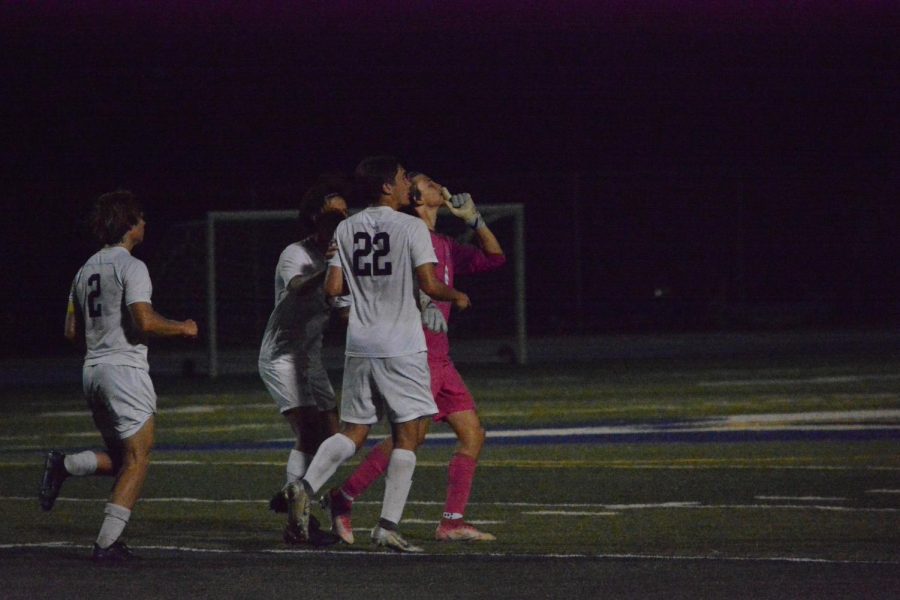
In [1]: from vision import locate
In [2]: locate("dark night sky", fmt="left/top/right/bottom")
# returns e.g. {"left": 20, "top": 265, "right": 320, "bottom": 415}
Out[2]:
{"left": 1, "top": 2, "right": 898, "bottom": 356}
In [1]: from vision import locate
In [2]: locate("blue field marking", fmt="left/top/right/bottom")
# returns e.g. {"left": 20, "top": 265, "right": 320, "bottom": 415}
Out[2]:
{"left": 145, "top": 425, "right": 900, "bottom": 454}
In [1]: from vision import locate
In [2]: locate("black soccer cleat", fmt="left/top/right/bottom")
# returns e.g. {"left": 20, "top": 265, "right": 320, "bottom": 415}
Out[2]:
{"left": 91, "top": 540, "right": 137, "bottom": 563}
{"left": 283, "top": 522, "right": 309, "bottom": 545}
{"left": 39, "top": 450, "right": 68, "bottom": 512}
{"left": 306, "top": 515, "right": 340, "bottom": 547}
{"left": 268, "top": 488, "right": 288, "bottom": 514}
{"left": 283, "top": 515, "right": 338, "bottom": 547}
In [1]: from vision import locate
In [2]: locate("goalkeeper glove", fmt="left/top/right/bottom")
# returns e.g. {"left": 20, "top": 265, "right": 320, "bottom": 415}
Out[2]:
{"left": 444, "top": 190, "right": 485, "bottom": 229}
{"left": 419, "top": 293, "right": 448, "bottom": 333}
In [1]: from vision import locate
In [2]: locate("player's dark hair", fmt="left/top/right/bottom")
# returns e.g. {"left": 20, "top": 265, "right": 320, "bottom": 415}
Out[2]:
{"left": 353, "top": 155, "right": 402, "bottom": 205}
{"left": 406, "top": 170, "right": 424, "bottom": 205}
{"left": 314, "top": 209, "right": 345, "bottom": 241}
{"left": 299, "top": 173, "right": 351, "bottom": 235}
{"left": 89, "top": 190, "right": 143, "bottom": 246}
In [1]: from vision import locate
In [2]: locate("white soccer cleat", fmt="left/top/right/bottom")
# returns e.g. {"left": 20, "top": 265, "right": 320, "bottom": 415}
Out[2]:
{"left": 371, "top": 525, "right": 424, "bottom": 553}
{"left": 285, "top": 482, "right": 310, "bottom": 541}
{"left": 435, "top": 520, "right": 497, "bottom": 542}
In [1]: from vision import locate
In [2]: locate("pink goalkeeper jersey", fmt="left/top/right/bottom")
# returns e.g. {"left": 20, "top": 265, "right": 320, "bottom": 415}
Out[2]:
{"left": 426, "top": 231, "right": 506, "bottom": 360}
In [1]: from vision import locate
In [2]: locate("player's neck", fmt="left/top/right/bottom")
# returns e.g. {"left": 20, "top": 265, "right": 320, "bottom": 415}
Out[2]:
{"left": 375, "top": 196, "right": 402, "bottom": 211}
{"left": 416, "top": 206, "right": 438, "bottom": 231}
{"left": 106, "top": 239, "right": 136, "bottom": 253}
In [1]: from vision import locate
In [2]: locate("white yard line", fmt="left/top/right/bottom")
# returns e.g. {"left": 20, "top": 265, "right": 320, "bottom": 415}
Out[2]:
{"left": 699, "top": 374, "right": 900, "bottom": 387}
{"left": 39, "top": 403, "right": 275, "bottom": 418}
{"left": 401, "top": 519, "right": 504, "bottom": 525}
{"left": 754, "top": 496, "right": 845, "bottom": 502}
{"left": 523, "top": 511, "right": 619, "bottom": 516}
{"left": 2, "top": 496, "right": 895, "bottom": 513}
{"left": 1, "top": 541, "right": 897, "bottom": 565}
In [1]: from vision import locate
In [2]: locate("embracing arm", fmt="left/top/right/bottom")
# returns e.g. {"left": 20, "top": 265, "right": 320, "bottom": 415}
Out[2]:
{"left": 324, "top": 265, "right": 349, "bottom": 298}
{"left": 416, "top": 263, "right": 470, "bottom": 311}
{"left": 286, "top": 269, "right": 327, "bottom": 296}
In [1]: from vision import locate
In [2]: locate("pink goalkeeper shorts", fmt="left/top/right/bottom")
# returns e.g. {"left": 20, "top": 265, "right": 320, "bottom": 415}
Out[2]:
{"left": 429, "top": 357, "right": 476, "bottom": 422}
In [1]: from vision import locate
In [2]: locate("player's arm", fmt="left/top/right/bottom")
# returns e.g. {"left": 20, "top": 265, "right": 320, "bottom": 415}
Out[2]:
{"left": 442, "top": 188, "right": 503, "bottom": 255}
{"left": 473, "top": 223, "right": 503, "bottom": 256}
{"left": 286, "top": 269, "right": 327, "bottom": 296}
{"left": 416, "top": 263, "right": 470, "bottom": 311}
{"left": 324, "top": 265, "right": 349, "bottom": 298}
{"left": 129, "top": 302, "right": 198, "bottom": 338}
{"left": 64, "top": 293, "right": 84, "bottom": 346}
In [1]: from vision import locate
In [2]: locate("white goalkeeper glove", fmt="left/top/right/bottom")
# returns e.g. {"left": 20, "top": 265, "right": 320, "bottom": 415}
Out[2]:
{"left": 442, "top": 187, "right": 485, "bottom": 229}
{"left": 419, "top": 292, "right": 448, "bottom": 333}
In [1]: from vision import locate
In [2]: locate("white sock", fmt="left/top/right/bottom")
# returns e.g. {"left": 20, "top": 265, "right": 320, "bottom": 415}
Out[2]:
{"left": 301, "top": 434, "right": 356, "bottom": 494}
{"left": 64, "top": 451, "right": 98, "bottom": 476}
{"left": 96, "top": 503, "right": 131, "bottom": 549}
{"left": 286, "top": 450, "right": 312, "bottom": 485}
{"left": 380, "top": 449, "right": 416, "bottom": 526}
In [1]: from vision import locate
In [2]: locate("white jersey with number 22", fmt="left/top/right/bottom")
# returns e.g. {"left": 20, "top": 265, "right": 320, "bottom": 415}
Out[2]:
{"left": 329, "top": 206, "right": 437, "bottom": 358}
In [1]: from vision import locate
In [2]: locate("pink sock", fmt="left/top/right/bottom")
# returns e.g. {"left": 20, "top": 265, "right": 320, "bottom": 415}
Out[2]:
{"left": 342, "top": 444, "right": 390, "bottom": 500}
{"left": 444, "top": 453, "right": 477, "bottom": 519}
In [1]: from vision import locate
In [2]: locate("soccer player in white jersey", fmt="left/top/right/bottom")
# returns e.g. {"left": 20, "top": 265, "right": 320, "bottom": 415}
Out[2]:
{"left": 257, "top": 176, "right": 350, "bottom": 541}
{"left": 323, "top": 171, "right": 505, "bottom": 544}
{"left": 39, "top": 190, "right": 198, "bottom": 562}
{"left": 283, "top": 156, "right": 470, "bottom": 552}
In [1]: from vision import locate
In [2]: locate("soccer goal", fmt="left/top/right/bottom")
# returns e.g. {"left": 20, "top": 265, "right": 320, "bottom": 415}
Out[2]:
{"left": 195, "top": 205, "right": 526, "bottom": 378}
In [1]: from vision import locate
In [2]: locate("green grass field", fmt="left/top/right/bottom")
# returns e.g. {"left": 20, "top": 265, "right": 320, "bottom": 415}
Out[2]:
{"left": 2, "top": 345, "right": 899, "bottom": 598}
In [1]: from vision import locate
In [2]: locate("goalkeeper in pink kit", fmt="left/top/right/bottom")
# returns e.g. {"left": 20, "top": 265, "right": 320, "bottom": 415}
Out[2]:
{"left": 322, "top": 172, "right": 506, "bottom": 543}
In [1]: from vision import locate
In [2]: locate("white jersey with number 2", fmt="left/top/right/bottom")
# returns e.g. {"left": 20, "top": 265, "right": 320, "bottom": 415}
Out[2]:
{"left": 329, "top": 206, "right": 437, "bottom": 358}
{"left": 69, "top": 246, "right": 153, "bottom": 370}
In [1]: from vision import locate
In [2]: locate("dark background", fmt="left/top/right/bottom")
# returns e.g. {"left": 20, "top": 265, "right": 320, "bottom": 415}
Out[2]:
{"left": 1, "top": 1, "right": 897, "bottom": 358}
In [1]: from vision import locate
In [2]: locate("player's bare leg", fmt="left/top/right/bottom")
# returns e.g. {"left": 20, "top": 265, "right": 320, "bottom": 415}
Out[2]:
{"left": 89, "top": 417, "right": 154, "bottom": 560}
{"left": 436, "top": 410, "right": 495, "bottom": 541}
{"left": 319, "top": 408, "right": 340, "bottom": 439}
{"left": 107, "top": 417, "right": 154, "bottom": 510}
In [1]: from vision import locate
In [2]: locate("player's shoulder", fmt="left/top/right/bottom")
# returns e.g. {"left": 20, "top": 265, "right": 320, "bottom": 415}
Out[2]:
{"left": 281, "top": 239, "right": 312, "bottom": 258}
{"left": 389, "top": 209, "right": 426, "bottom": 229}
{"left": 88, "top": 247, "right": 145, "bottom": 269}
{"left": 118, "top": 249, "right": 148, "bottom": 269}
{"left": 430, "top": 229, "right": 453, "bottom": 243}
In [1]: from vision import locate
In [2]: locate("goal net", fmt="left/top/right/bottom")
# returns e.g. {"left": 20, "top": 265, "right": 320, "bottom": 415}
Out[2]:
{"left": 153, "top": 205, "right": 526, "bottom": 378}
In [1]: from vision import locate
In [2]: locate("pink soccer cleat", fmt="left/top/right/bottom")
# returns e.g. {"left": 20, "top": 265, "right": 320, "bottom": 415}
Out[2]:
{"left": 435, "top": 519, "right": 496, "bottom": 542}
{"left": 320, "top": 488, "right": 355, "bottom": 545}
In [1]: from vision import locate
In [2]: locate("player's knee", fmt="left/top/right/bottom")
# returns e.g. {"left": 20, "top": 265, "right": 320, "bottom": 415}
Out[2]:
{"left": 124, "top": 446, "right": 152, "bottom": 471}
{"left": 109, "top": 450, "right": 125, "bottom": 474}
{"left": 460, "top": 425, "right": 486, "bottom": 454}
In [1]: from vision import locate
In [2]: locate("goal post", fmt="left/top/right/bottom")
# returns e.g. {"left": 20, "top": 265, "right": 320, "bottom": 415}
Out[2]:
{"left": 205, "top": 210, "right": 298, "bottom": 379}
{"left": 203, "top": 204, "right": 526, "bottom": 378}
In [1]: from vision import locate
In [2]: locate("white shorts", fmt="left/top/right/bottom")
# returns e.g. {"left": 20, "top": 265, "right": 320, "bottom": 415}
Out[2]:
{"left": 258, "top": 355, "right": 337, "bottom": 413}
{"left": 340, "top": 352, "right": 437, "bottom": 425}
{"left": 82, "top": 364, "right": 156, "bottom": 441}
